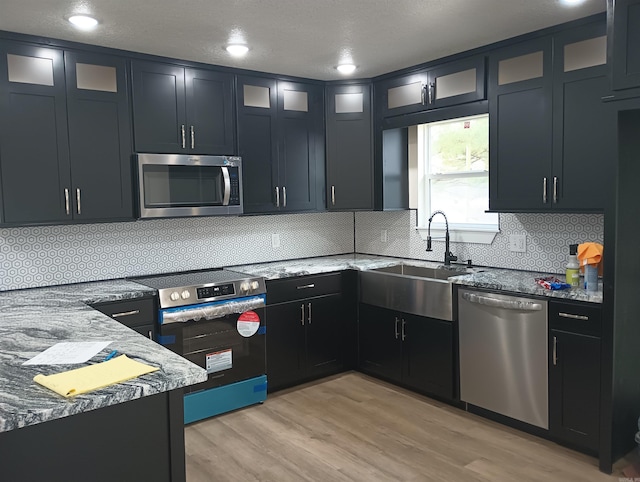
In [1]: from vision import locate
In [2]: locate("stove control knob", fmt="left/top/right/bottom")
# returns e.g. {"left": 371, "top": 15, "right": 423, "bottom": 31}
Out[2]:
{"left": 181, "top": 290, "right": 191, "bottom": 300}
{"left": 170, "top": 291, "right": 180, "bottom": 301}
{"left": 250, "top": 281, "right": 260, "bottom": 290}
{"left": 239, "top": 281, "right": 250, "bottom": 293}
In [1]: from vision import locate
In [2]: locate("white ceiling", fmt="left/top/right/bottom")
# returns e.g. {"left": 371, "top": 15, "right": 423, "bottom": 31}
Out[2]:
{"left": 0, "top": 0, "right": 606, "bottom": 80}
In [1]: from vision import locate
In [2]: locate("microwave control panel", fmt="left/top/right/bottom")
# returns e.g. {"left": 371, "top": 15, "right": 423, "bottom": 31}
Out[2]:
{"left": 229, "top": 168, "right": 240, "bottom": 205}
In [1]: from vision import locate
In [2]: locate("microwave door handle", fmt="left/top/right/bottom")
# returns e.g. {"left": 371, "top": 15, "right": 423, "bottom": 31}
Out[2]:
{"left": 221, "top": 166, "right": 231, "bottom": 206}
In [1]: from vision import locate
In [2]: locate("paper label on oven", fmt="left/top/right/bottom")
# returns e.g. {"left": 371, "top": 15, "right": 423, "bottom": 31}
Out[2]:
{"left": 237, "top": 310, "right": 261, "bottom": 337}
{"left": 206, "top": 349, "right": 232, "bottom": 374}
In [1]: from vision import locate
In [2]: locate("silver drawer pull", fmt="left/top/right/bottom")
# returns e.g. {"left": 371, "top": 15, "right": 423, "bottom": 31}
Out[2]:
{"left": 111, "top": 309, "right": 140, "bottom": 318}
{"left": 558, "top": 312, "right": 589, "bottom": 321}
{"left": 296, "top": 284, "right": 315, "bottom": 290}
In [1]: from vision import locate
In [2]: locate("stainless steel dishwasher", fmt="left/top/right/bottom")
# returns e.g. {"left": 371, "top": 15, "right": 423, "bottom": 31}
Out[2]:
{"left": 458, "top": 288, "right": 548, "bottom": 429}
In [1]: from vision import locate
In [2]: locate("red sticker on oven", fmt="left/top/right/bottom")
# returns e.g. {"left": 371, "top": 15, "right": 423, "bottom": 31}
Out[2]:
{"left": 237, "top": 310, "right": 261, "bottom": 337}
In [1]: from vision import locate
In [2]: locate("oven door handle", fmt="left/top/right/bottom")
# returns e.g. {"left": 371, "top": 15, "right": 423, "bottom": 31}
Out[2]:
{"left": 160, "top": 295, "right": 266, "bottom": 325}
{"left": 221, "top": 166, "right": 231, "bottom": 206}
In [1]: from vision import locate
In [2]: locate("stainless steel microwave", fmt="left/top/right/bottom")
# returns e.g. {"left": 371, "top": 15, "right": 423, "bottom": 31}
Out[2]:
{"left": 136, "top": 153, "right": 243, "bottom": 218}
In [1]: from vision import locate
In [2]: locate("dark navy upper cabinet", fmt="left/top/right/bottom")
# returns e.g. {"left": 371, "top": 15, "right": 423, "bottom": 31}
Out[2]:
{"left": 237, "top": 75, "right": 324, "bottom": 214}
{"left": 375, "top": 56, "right": 486, "bottom": 118}
{"left": 609, "top": 0, "right": 640, "bottom": 91}
{"left": 489, "top": 19, "right": 611, "bottom": 212}
{"left": 0, "top": 42, "right": 70, "bottom": 225}
{"left": 131, "top": 60, "right": 234, "bottom": 155}
{"left": 0, "top": 42, "right": 133, "bottom": 225}
{"left": 64, "top": 51, "right": 133, "bottom": 221}
{"left": 325, "top": 83, "right": 373, "bottom": 210}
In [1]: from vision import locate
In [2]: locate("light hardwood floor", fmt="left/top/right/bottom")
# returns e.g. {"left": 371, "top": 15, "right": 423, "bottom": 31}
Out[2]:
{"left": 185, "top": 372, "right": 633, "bottom": 481}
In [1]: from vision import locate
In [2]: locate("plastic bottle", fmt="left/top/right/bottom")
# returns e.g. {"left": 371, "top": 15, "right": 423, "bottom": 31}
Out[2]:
{"left": 584, "top": 264, "right": 599, "bottom": 292}
{"left": 565, "top": 244, "right": 580, "bottom": 288}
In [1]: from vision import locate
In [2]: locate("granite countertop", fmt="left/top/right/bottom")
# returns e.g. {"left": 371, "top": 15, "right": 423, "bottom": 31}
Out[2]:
{"left": 0, "top": 280, "right": 207, "bottom": 433}
{"left": 231, "top": 253, "right": 603, "bottom": 304}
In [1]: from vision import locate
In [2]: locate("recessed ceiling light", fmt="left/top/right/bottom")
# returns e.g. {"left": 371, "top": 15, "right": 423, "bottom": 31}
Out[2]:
{"left": 68, "top": 15, "right": 99, "bottom": 31}
{"left": 336, "top": 64, "right": 357, "bottom": 75}
{"left": 226, "top": 44, "right": 249, "bottom": 57}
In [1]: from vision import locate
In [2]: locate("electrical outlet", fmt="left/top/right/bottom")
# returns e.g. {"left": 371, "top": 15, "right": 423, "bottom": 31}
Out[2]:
{"left": 381, "top": 229, "right": 388, "bottom": 243}
{"left": 509, "top": 234, "right": 526, "bottom": 253}
{"left": 271, "top": 233, "right": 280, "bottom": 249}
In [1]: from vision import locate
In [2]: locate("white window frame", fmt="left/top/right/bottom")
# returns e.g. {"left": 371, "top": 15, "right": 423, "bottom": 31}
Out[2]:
{"left": 415, "top": 113, "right": 499, "bottom": 245}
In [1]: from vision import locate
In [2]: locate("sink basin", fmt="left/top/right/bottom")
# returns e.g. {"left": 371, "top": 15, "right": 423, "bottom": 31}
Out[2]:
{"left": 359, "top": 264, "right": 471, "bottom": 321}
{"left": 371, "top": 264, "right": 469, "bottom": 280}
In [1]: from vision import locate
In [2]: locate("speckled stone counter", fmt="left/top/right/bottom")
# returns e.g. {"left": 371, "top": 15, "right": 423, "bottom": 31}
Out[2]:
{"left": 231, "top": 253, "right": 603, "bottom": 304}
{"left": 0, "top": 279, "right": 207, "bottom": 433}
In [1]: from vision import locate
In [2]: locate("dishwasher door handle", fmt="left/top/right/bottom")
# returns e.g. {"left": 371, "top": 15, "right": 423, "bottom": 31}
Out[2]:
{"left": 462, "top": 292, "right": 543, "bottom": 311}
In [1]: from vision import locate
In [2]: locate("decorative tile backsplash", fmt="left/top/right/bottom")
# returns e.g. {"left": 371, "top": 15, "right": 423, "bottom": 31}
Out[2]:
{"left": 355, "top": 210, "right": 604, "bottom": 274}
{"left": 0, "top": 212, "right": 354, "bottom": 291}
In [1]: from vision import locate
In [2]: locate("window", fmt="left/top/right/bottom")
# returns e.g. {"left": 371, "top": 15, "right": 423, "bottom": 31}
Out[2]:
{"left": 416, "top": 113, "right": 498, "bottom": 243}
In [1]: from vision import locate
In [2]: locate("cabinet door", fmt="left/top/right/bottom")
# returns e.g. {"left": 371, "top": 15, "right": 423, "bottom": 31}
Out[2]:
{"left": 402, "top": 314, "right": 453, "bottom": 399}
{"left": 277, "top": 81, "right": 323, "bottom": 212}
{"left": 488, "top": 37, "right": 553, "bottom": 211}
{"left": 185, "top": 68, "right": 235, "bottom": 155}
{"left": 305, "top": 294, "right": 344, "bottom": 378}
{"left": 266, "top": 301, "right": 306, "bottom": 391}
{"left": 610, "top": 0, "right": 640, "bottom": 90}
{"left": 0, "top": 42, "right": 71, "bottom": 224}
{"left": 237, "top": 75, "right": 279, "bottom": 213}
{"left": 131, "top": 61, "right": 186, "bottom": 153}
{"left": 64, "top": 51, "right": 133, "bottom": 221}
{"left": 428, "top": 56, "right": 486, "bottom": 109}
{"left": 326, "top": 83, "right": 373, "bottom": 210}
{"left": 549, "top": 329, "right": 601, "bottom": 452}
{"left": 358, "top": 304, "right": 402, "bottom": 383}
{"left": 552, "top": 23, "right": 612, "bottom": 211}
{"left": 376, "top": 71, "right": 429, "bottom": 118}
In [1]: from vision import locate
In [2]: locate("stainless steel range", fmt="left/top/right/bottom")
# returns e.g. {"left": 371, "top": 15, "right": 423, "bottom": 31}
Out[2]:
{"left": 133, "top": 268, "right": 267, "bottom": 424}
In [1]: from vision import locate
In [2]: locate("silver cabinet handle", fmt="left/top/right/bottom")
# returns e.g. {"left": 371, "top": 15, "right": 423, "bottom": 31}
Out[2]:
{"left": 190, "top": 125, "right": 195, "bottom": 149}
{"left": 428, "top": 82, "right": 434, "bottom": 104}
{"left": 282, "top": 186, "right": 287, "bottom": 207}
{"left": 331, "top": 185, "right": 336, "bottom": 206}
{"left": 421, "top": 84, "right": 426, "bottom": 105}
{"left": 401, "top": 319, "right": 406, "bottom": 341}
{"left": 221, "top": 167, "right": 231, "bottom": 206}
{"left": 300, "top": 303, "right": 305, "bottom": 326}
{"left": 462, "top": 292, "right": 543, "bottom": 311}
{"left": 296, "top": 284, "right": 315, "bottom": 290}
{"left": 275, "top": 186, "right": 280, "bottom": 207}
{"left": 64, "top": 188, "right": 70, "bottom": 215}
{"left": 308, "top": 302, "right": 312, "bottom": 324}
{"left": 553, "top": 176, "right": 558, "bottom": 204}
{"left": 147, "top": 330, "right": 153, "bottom": 340}
{"left": 558, "top": 312, "right": 589, "bottom": 321}
{"left": 394, "top": 317, "right": 400, "bottom": 339}
{"left": 543, "top": 177, "right": 548, "bottom": 204}
{"left": 181, "top": 124, "right": 186, "bottom": 149}
{"left": 553, "top": 336, "right": 558, "bottom": 366}
{"left": 76, "top": 188, "right": 81, "bottom": 215}
{"left": 111, "top": 309, "right": 140, "bottom": 318}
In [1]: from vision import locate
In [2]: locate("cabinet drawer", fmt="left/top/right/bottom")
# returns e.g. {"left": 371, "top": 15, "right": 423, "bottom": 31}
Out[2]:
{"left": 549, "top": 300, "right": 601, "bottom": 337}
{"left": 267, "top": 273, "right": 343, "bottom": 304}
{"left": 92, "top": 297, "right": 156, "bottom": 328}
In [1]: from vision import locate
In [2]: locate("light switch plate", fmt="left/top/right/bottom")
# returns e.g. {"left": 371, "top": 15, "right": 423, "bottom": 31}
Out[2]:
{"left": 271, "top": 233, "right": 280, "bottom": 248}
{"left": 509, "top": 234, "right": 526, "bottom": 253}
{"left": 381, "top": 229, "right": 388, "bottom": 243}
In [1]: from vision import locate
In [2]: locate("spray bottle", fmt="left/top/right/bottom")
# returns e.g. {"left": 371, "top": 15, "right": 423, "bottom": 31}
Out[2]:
{"left": 565, "top": 244, "right": 580, "bottom": 288}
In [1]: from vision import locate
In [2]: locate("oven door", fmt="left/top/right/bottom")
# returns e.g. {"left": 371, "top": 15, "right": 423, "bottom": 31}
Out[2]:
{"left": 157, "top": 295, "right": 266, "bottom": 393}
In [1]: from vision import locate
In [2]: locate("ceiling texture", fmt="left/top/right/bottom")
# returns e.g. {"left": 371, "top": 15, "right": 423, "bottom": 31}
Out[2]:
{"left": 0, "top": 0, "right": 606, "bottom": 80}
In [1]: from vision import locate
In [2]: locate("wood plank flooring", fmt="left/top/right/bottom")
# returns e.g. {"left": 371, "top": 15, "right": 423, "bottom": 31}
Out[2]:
{"left": 185, "top": 372, "right": 632, "bottom": 481}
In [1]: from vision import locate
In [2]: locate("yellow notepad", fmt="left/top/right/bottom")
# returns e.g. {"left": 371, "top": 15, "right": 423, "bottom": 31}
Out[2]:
{"left": 33, "top": 354, "right": 159, "bottom": 397}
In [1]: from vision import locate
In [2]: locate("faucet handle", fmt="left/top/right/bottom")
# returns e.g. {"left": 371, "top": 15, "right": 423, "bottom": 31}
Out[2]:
{"left": 449, "top": 253, "right": 458, "bottom": 262}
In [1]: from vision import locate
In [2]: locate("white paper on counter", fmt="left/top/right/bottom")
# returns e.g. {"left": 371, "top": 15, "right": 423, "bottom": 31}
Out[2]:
{"left": 23, "top": 341, "right": 112, "bottom": 365}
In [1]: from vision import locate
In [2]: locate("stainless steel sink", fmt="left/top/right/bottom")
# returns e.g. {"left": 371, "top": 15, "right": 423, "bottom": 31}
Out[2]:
{"left": 359, "top": 264, "right": 472, "bottom": 321}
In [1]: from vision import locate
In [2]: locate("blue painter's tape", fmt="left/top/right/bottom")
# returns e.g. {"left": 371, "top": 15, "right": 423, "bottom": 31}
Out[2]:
{"left": 257, "top": 326, "right": 266, "bottom": 335}
{"left": 156, "top": 334, "right": 176, "bottom": 345}
{"left": 253, "top": 382, "right": 268, "bottom": 393}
